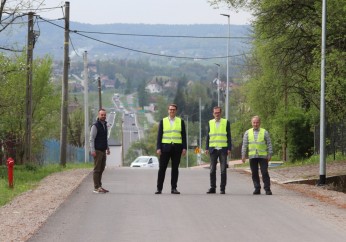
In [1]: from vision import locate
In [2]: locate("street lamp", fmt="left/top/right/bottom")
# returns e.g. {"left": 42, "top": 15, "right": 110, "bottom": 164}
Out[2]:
{"left": 221, "top": 13, "right": 230, "bottom": 120}
{"left": 214, "top": 63, "right": 220, "bottom": 106}
{"left": 319, "top": 0, "right": 327, "bottom": 185}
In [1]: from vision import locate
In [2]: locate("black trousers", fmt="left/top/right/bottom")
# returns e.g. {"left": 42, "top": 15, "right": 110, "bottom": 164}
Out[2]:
{"left": 209, "top": 150, "right": 228, "bottom": 190}
{"left": 249, "top": 158, "right": 271, "bottom": 191}
{"left": 157, "top": 145, "right": 182, "bottom": 191}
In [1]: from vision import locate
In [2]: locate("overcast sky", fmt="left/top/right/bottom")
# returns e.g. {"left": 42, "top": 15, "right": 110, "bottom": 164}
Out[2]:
{"left": 38, "top": 0, "right": 252, "bottom": 25}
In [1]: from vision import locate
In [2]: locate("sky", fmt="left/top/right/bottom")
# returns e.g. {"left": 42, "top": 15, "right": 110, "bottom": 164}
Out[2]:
{"left": 37, "top": 0, "right": 252, "bottom": 25}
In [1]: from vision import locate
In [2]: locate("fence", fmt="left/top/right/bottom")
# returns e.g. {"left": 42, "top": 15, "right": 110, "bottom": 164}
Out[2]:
{"left": 40, "top": 140, "right": 89, "bottom": 164}
{"left": 314, "top": 123, "right": 346, "bottom": 158}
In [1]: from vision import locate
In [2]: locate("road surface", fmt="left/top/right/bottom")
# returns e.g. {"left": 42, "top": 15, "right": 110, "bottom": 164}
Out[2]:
{"left": 28, "top": 168, "right": 346, "bottom": 242}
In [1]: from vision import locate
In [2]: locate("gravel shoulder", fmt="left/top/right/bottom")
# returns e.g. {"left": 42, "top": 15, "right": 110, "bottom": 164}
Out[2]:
{"left": 0, "top": 168, "right": 91, "bottom": 242}
{"left": 1, "top": 162, "right": 346, "bottom": 241}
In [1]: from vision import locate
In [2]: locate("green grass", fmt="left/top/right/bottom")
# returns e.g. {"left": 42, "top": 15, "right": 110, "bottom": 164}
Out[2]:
{"left": 0, "top": 163, "right": 92, "bottom": 207}
{"left": 234, "top": 153, "right": 346, "bottom": 169}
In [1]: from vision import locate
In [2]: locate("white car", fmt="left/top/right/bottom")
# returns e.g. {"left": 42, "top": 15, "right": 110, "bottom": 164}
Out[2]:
{"left": 130, "top": 156, "right": 159, "bottom": 168}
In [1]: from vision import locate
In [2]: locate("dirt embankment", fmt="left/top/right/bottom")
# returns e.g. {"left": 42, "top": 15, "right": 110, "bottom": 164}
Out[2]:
{"left": 268, "top": 161, "right": 346, "bottom": 209}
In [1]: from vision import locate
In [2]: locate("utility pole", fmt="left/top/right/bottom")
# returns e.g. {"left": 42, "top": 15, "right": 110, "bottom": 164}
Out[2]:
{"left": 214, "top": 63, "right": 220, "bottom": 106}
{"left": 221, "top": 14, "right": 230, "bottom": 120}
{"left": 186, "top": 115, "right": 189, "bottom": 168}
{"left": 83, "top": 51, "right": 89, "bottom": 163}
{"left": 60, "top": 1, "right": 70, "bottom": 167}
{"left": 198, "top": 97, "right": 201, "bottom": 166}
{"left": 98, "top": 76, "right": 102, "bottom": 110}
{"left": 24, "top": 12, "right": 34, "bottom": 164}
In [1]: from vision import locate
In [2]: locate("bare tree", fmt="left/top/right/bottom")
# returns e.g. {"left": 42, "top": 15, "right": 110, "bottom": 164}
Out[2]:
{"left": 0, "top": 0, "right": 46, "bottom": 51}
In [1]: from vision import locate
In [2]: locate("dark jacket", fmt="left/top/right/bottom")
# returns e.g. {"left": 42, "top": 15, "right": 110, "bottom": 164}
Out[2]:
{"left": 93, "top": 119, "right": 108, "bottom": 151}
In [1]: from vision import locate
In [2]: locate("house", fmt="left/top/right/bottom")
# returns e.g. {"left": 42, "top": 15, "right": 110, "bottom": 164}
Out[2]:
{"left": 145, "top": 82, "right": 162, "bottom": 93}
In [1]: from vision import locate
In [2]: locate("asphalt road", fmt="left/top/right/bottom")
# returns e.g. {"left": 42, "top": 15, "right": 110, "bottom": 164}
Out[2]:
{"left": 28, "top": 168, "right": 346, "bottom": 242}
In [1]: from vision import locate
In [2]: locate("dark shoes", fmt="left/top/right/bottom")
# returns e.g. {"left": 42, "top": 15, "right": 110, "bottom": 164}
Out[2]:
{"left": 253, "top": 189, "right": 261, "bottom": 195}
{"left": 171, "top": 189, "right": 180, "bottom": 194}
{"left": 253, "top": 189, "right": 272, "bottom": 195}
{"left": 206, "top": 188, "right": 216, "bottom": 194}
{"left": 265, "top": 190, "right": 273, "bottom": 195}
{"left": 155, "top": 189, "right": 180, "bottom": 194}
{"left": 220, "top": 190, "right": 225, "bottom": 194}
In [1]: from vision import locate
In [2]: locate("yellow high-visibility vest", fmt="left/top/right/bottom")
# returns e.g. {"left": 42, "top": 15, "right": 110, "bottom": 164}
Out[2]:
{"left": 162, "top": 117, "right": 182, "bottom": 144}
{"left": 248, "top": 128, "right": 267, "bottom": 156}
{"left": 209, "top": 119, "right": 227, "bottom": 148}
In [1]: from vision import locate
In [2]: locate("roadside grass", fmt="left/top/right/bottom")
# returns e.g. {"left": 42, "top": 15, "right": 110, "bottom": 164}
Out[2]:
{"left": 234, "top": 153, "right": 346, "bottom": 169}
{"left": 276, "top": 153, "right": 346, "bottom": 168}
{"left": 0, "top": 163, "right": 92, "bottom": 207}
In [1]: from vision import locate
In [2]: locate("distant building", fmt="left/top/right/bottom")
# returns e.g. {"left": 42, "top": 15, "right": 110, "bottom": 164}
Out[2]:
{"left": 143, "top": 103, "right": 156, "bottom": 112}
{"left": 146, "top": 83, "right": 162, "bottom": 93}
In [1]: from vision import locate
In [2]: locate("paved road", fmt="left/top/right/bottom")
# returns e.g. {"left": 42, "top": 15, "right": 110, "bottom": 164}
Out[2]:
{"left": 29, "top": 168, "right": 346, "bottom": 242}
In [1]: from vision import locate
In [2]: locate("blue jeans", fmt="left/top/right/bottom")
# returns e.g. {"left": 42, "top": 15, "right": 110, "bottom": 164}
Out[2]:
{"left": 209, "top": 150, "right": 228, "bottom": 190}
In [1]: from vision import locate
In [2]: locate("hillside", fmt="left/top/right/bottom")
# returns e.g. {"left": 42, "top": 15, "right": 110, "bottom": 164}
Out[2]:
{"left": 0, "top": 20, "right": 251, "bottom": 61}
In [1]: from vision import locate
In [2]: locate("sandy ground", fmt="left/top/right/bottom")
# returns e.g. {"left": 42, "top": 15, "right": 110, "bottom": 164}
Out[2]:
{"left": 1, "top": 162, "right": 346, "bottom": 241}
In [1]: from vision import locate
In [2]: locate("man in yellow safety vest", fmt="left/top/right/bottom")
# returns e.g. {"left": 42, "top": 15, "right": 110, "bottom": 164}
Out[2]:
{"left": 155, "top": 104, "right": 187, "bottom": 194}
{"left": 241, "top": 116, "right": 273, "bottom": 195}
{"left": 205, "top": 106, "right": 232, "bottom": 194}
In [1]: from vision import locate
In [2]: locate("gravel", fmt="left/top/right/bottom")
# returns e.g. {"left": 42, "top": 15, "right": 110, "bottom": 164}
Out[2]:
{"left": 0, "top": 169, "right": 91, "bottom": 242}
{"left": 1, "top": 162, "right": 346, "bottom": 241}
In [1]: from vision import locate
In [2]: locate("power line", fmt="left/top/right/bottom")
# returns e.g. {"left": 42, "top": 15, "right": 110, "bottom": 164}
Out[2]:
{"left": 0, "top": 46, "right": 23, "bottom": 52}
{"left": 73, "top": 30, "right": 252, "bottom": 39}
{"left": 38, "top": 17, "right": 250, "bottom": 60}
{"left": 73, "top": 31, "right": 248, "bottom": 60}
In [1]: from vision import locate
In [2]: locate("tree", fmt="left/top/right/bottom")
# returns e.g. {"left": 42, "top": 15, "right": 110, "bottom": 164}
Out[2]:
{"left": 0, "top": 0, "right": 47, "bottom": 51}
{"left": 0, "top": 53, "right": 60, "bottom": 163}
{"left": 210, "top": 0, "right": 346, "bottom": 160}
{"left": 137, "top": 79, "right": 149, "bottom": 109}
{"left": 124, "top": 124, "right": 158, "bottom": 165}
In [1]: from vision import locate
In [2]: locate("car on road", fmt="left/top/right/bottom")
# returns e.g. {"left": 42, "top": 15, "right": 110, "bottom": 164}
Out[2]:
{"left": 130, "top": 156, "right": 159, "bottom": 168}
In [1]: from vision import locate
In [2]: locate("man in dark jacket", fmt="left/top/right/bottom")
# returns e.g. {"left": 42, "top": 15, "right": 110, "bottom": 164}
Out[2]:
{"left": 90, "top": 108, "right": 110, "bottom": 193}
{"left": 155, "top": 104, "right": 187, "bottom": 195}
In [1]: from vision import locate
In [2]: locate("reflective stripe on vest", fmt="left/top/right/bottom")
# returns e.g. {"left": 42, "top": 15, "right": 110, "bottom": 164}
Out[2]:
{"left": 162, "top": 117, "right": 182, "bottom": 144}
{"left": 248, "top": 128, "right": 267, "bottom": 156}
{"left": 209, "top": 119, "right": 227, "bottom": 147}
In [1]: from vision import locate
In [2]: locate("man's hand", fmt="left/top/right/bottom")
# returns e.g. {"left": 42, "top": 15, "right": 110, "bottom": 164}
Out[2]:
{"left": 205, "top": 150, "right": 209, "bottom": 155}
{"left": 241, "top": 157, "right": 246, "bottom": 163}
{"left": 106, "top": 149, "right": 110, "bottom": 155}
{"left": 182, "top": 149, "right": 187, "bottom": 156}
{"left": 91, "top": 151, "right": 96, "bottom": 157}
{"left": 156, "top": 149, "right": 161, "bottom": 156}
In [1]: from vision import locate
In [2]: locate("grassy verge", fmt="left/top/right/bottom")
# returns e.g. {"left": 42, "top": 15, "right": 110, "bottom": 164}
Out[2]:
{"left": 234, "top": 153, "right": 346, "bottom": 169}
{"left": 0, "top": 163, "right": 92, "bottom": 207}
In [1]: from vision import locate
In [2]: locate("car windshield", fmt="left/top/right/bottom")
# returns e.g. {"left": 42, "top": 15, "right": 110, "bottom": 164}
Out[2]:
{"left": 134, "top": 157, "right": 149, "bottom": 163}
